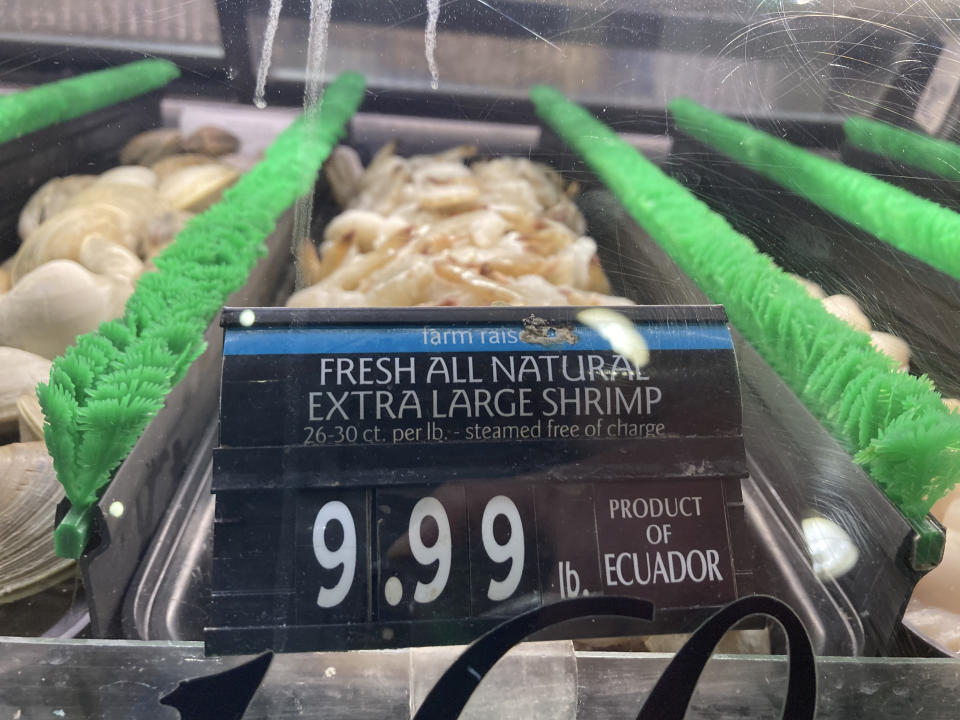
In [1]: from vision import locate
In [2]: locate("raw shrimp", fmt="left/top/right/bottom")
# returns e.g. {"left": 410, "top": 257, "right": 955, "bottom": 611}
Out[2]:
{"left": 287, "top": 144, "right": 630, "bottom": 310}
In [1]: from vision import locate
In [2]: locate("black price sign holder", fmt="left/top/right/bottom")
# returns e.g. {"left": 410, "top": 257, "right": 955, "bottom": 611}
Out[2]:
{"left": 206, "top": 306, "right": 751, "bottom": 655}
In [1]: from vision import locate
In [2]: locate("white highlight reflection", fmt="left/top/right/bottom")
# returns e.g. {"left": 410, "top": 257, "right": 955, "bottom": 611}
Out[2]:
{"left": 802, "top": 516, "right": 859, "bottom": 581}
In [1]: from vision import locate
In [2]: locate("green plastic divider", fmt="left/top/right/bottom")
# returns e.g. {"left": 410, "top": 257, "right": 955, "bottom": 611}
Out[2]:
{"left": 531, "top": 84, "right": 959, "bottom": 539}
{"left": 844, "top": 115, "right": 960, "bottom": 183}
{"left": 39, "top": 71, "right": 366, "bottom": 559}
{"left": 669, "top": 98, "right": 960, "bottom": 283}
{"left": 0, "top": 59, "right": 180, "bottom": 145}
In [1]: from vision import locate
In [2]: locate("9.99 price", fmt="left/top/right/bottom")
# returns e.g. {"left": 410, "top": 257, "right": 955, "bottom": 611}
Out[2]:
{"left": 296, "top": 485, "right": 539, "bottom": 623}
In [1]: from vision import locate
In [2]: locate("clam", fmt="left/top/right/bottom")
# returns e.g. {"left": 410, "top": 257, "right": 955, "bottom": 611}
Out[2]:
{"left": 18, "top": 175, "right": 97, "bottom": 240}
{"left": 12, "top": 205, "right": 130, "bottom": 282}
{"left": 77, "top": 235, "right": 144, "bottom": 282}
{"left": 158, "top": 163, "right": 239, "bottom": 213}
{"left": 17, "top": 392, "right": 44, "bottom": 443}
{"left": 0, "top": 260, "right": 133, "bottom": 359}
{"left": 96, "top": 165, "right": 158, "bottom": 189}
{"left": 183, "top": 126, "right": 239, "bottom": 157}
{"left": 66, "top": 181, "right": 166, "bottom": 217}
{"left": 11, "top": 203, "right": 141, "bottom": 283}
{"left": 65, "top": 182, "right": 171, "bottom": 250}
{"left": 0, "top": 442, "right": 75, "bottom": 603}
{"left": 150, "top": 153, "right": 216, "bottom": 181}
{"left": 0, "top": 347, "right": 51, "bottom": 436}
{"left": 119, "top": 128, "right": 184, "bottom": 166}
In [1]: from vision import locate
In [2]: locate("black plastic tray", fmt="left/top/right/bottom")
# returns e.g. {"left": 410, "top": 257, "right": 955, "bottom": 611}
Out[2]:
{"left": 0, "top": 90, "right": 163, "bottom": 260}
{"left": 122, "top": 115, "right": 934, "bottom": 655}
{"left": 666, "top": 133, "right": 960, "bottom": 400}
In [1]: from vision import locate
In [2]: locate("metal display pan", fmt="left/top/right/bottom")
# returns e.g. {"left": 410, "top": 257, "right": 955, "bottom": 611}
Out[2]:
{"left": 124, "top": 115, "right": 928, "bottom": 655}
{"left": 666, "top": 133, "right": 960, "bottom": 400}
{"left": 0, "top": 90, "right": 163, "bottom": 260}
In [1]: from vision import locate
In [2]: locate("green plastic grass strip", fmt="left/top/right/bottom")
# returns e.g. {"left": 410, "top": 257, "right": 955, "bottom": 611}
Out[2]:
{"left": 39, "top": 71, "right": 366, "bottom": 559}
{"left": 668, "top": 97, "right": 960, "bottom": 283}
{"left": 0, "top": 59, "right": 180, "bottom": 145}
{"left": 531, "top": 84, "right": 960, "bottom": 525}
{"left": 844, "top": 115, "right": 960, "bottom": 183}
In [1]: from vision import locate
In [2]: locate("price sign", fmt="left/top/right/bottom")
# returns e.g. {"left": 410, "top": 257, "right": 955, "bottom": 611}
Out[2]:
{"left": 206, "top": 306, "right": 750, "bottom": 655}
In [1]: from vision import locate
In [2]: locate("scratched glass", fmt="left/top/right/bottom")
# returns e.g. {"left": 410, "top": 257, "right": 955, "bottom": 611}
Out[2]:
{"left": 0, "top": 2, "right": 958, "bottom": 718}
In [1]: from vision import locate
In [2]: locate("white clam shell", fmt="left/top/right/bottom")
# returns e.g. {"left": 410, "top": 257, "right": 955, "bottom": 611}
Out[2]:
{"left": 65, "top": 181, "right": 170, "bottom": 248}
{"left": 96, "top": 165, "right": 158, "bottom": 189}
{"left": 12, "top": 204, "right": 137, "bottom": 283}
{"left": 158, "top": 163, "right": 240, "bottom": 212}
{"left": 150, "top": 153, "right": 216, "bottom": 181}
{"left": 17, "top": 175, "right": 96, "bottom": 241}
{"left": 0, "top": 260, "right": 133, "bottom": 359}
{"left": 78, "top": 235, "right": 144, "bottom": 282}
{"left": 17, "top": 391, "right": 44, "bottom": 443}
{"left": 120, "top": 128, "right": 184, "bottom": 166}
{"left": 0, "top": 442, "right": 75, "bottom": 603}
{"left": 0, "top": 347, "right": 51, "bottom": 435}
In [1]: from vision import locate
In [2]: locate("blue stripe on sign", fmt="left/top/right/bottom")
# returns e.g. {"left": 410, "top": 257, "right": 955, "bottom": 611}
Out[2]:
{"left": 223, "top": 324, "right": 732, "bottom": 355}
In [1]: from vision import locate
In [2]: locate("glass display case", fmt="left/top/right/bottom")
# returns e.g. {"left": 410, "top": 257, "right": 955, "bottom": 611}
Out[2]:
{"left": 1, "top": 1, "right": 959, "bottom": 717}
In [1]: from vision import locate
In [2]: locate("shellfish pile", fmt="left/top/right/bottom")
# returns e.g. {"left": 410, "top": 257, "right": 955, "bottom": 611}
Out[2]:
{"left": 289, "top": 144, "right": 632, "bottom": 308}
{"left": 0, "top": 125, "right": 241, "bottom": 609}
{"left": 1, "top": 125, "right": 242, "bottom": 361}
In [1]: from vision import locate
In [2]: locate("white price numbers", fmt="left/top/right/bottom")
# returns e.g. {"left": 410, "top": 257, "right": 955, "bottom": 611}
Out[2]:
{"left": 312, "top": 501, "right": 357, "bottom": 608}
{"left": 311, "top": 495, "right": 524, "bottom": 608}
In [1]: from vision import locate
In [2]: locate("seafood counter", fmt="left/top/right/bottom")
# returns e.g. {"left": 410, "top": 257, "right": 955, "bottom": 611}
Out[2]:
{"left": 0, "top": 110, "right": 954, "bottom": 660}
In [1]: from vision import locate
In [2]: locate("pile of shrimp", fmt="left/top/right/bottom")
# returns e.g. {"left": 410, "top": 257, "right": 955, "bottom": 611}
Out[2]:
{"left": 287, "top": 144, "right": 632, "bottom": 308}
